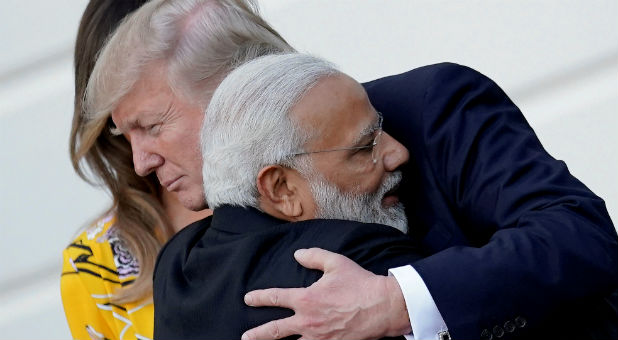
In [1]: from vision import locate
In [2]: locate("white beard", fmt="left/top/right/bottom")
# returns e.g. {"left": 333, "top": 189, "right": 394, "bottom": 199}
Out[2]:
{"left": 309, "top": 171, "right": 408, "bottom": 233}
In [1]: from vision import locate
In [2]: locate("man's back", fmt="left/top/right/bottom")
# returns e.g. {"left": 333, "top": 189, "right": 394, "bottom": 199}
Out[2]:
{"left": 153, "top": 206, "right": 422, "bottom": 339}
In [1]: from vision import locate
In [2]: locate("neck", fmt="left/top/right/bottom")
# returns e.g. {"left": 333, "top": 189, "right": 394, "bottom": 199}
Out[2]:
{"left": 161, "top": 190, "right": 213, "bottom": 232}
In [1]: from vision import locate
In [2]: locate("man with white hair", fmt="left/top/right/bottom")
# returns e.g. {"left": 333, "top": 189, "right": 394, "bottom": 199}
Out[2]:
{"left": 153, "top": 53, "right": 422, "bottom": 339}
{"left": 201, "top": 54, "right": 409, "bottom": 233}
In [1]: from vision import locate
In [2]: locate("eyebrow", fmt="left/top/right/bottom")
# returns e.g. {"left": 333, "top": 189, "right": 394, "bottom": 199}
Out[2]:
{"left": 352, "top": 114, "right": 380, "bottom": 146}
{"left": 109, "top": 102, "right": 172, "bottom": 136}
{"left": 108, "top": 116, "right": 139, "bottom": 136}
{"left": 109, "top": 111, "right": 150, "bottom": 136}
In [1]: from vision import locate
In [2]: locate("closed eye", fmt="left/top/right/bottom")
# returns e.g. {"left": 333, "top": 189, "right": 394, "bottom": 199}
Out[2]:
{"left": 360, "top": 130, "right": 380, "bottom": 150}
{"left": 348, "top": 135, "right": 376, "bottom": 155}
{"left": 354, "top": 113, "right": 382, "bottom": 153}
{"left": 360, "top": 140, "right": 376, "bottom": 151}
{"left": 146, "top": 123, "right": 162, "bottom": 135}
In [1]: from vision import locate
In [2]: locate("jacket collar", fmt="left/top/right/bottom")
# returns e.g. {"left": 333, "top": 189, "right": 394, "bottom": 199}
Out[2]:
{"left": 210, "top": 204, "right": 289, "bottom": 234}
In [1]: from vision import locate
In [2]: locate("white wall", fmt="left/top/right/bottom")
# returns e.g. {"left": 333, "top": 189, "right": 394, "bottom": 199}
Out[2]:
{"left": 0, "top": 1, "right": 616, "bottom": 338}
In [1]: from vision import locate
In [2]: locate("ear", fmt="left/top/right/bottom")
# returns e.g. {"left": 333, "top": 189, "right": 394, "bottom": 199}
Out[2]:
{"left": 256, "top": 165, "right": 304, "bottom": 220}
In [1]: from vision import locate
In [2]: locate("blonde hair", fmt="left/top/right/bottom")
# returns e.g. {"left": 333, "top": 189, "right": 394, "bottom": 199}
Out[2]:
{"left": 72, "top": 0, "right": 292, "bottom": 303}
{"left": 85, "top": 0, "right": 292, "bottom": 121}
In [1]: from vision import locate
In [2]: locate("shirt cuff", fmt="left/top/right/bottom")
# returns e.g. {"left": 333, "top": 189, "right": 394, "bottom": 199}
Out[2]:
{"left": 389, "top": 265, "right": 448, "bottom": 340}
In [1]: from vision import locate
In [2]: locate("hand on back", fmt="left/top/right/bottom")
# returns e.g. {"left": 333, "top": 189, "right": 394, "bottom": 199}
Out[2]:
{"left": 242, "top": 248, "right": 411, "bottom": 340}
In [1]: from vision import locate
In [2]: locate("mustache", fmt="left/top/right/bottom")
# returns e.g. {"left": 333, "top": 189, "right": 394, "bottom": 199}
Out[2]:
{"left": 376, "top": 171, "right": 402, "bottom": 198}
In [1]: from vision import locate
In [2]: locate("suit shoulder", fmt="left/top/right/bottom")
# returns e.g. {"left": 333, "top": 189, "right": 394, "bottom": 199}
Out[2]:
{"left": 294, "top": 218, "right": 407, "bottom": 239}
{"left": 155, "top": 216, "right": 212, "bottom": 274}
{"left": 167, "top": 217, "right": 210, "bottom": 244}
{"left": 292, "top": 219, "right": 422, "bottom": 275}
{"left": 364, "top": 62, "right": 491, "bottom": 90}
{"left": 414, "top": 62, "right": 480, "bottom": 75}
{"left": 290, "top": 219, "right": 417, "bottom": 252}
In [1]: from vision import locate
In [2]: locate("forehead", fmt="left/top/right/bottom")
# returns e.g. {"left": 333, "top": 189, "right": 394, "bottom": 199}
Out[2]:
{"left": 292, "top": 74, "right": 375, "bottom": 147}
{"left": 111, "top": 65, "right": 175, "bottom": 126}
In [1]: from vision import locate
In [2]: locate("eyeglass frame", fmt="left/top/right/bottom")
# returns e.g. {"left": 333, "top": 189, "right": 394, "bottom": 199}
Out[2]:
{"left": 289, "top": 111, "right": 384, "bottom": 164}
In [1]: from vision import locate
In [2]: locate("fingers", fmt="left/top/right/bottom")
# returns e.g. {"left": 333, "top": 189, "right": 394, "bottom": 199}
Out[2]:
{"left": 294, "top": 247, "right": 349, "bottom": 272}
{"left": 242, "top": 316, "right": 296, "bottom": 340}
{"left": 244, "top": 287, "right": 304, "bottom": 309}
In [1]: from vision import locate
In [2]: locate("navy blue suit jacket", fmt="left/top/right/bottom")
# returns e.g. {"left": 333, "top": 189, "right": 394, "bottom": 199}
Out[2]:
{"left": 363, "top": 63, "right": 618, "bottom": 339}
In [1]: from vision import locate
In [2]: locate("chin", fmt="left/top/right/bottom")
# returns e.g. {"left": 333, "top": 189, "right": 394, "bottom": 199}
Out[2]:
{"left": 179, "top": 191, "right": 208, "bottom": 211}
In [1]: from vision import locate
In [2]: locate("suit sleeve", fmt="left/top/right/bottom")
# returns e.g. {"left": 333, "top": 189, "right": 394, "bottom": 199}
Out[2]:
{"left": 373, "top": 63, "right": 618, "bottom": 338}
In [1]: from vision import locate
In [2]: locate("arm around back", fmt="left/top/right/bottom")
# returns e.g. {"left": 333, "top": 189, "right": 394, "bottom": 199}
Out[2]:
{"left": 366, "top": 62, "right": 618, "bottom": 338}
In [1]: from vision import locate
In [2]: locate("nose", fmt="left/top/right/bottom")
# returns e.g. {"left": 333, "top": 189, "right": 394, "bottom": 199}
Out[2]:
{"left": 380, "top": 132, "right": 409, "bottom": 172}
{"left": 131, "top": 135, "right": 164, "bottom": 176}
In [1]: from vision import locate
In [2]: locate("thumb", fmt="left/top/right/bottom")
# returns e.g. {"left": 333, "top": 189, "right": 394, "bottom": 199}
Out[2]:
{"left": 294, "top": 247, "right": 346, "bottom": 272}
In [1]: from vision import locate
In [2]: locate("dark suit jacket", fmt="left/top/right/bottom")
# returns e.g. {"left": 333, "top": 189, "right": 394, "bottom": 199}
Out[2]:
{"left": 363, "top": 62, "right": 618, "bottom": 339}
{"left": 154, "top": 205, "right": 423, "bottom": 340}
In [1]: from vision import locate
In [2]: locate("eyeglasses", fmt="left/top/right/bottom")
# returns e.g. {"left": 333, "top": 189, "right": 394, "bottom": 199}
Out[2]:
{"left": 290, "top": 112, "right": 384, "bottom": 164}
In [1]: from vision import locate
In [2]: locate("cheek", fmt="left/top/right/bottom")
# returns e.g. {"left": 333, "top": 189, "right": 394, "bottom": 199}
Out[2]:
{"left": 366, "top": 174, "right": 384, "bottom": 193}
{"left": 312, "top": 155, "right": 383, "bottom": 192}
{"left": 183, "top": 147, "right": 203, "bottom": 178}
{"left": 187, "top": 137, "right": 204, "bottom": 180}
{"left": 188, "top": 118, "right": 205, "bottom": 154}
{"left": 162, "top": 126, "right": 201, "bottom": 159}
{"left": 344, "top": 168, "right": 384, "bottom": 194}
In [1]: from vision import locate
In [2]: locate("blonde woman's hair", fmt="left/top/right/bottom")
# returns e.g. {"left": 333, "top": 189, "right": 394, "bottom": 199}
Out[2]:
{"left": 71, "top": 0, "right": 292, "bottom": 303}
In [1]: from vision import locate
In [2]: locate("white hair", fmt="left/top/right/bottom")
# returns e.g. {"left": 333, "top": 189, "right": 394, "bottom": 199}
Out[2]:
{"left": 84, "top": 0, "right": 293, "bottom": 123}
{"left": 202, "top": 53, "right": 340, "bottom": 208}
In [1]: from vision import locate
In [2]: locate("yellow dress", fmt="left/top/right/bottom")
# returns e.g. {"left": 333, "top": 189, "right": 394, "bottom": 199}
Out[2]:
{"left": 61, "top": 214, "right": 153, "bottom": 340}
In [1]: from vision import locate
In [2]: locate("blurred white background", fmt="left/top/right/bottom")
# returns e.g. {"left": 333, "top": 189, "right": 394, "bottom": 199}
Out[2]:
{"left": 0, "top": 0, "right": 616, "bottom": 338}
